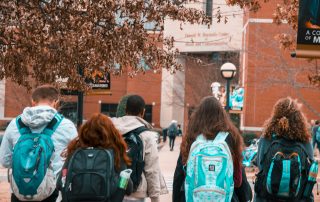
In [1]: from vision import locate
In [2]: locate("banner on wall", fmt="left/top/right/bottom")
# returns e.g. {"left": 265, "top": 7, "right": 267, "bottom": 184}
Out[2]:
{"left": 294, "top": 0, "right": 320, "bottom": 58}
{"left": 59, "top": 70, "right": 111, "bottom": 95}
{"left": 211, "top": 82, "right": 244, "bottom": 111}
{"left": 85, "top": 70, "right": 111, "bottom": 90}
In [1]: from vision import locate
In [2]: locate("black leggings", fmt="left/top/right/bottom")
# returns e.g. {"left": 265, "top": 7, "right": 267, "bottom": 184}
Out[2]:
{"left": 11, "top": 190, "right": 58, "bottom": 202}
{"left": 169, "top": 136, "right": 176, "bottom": 150}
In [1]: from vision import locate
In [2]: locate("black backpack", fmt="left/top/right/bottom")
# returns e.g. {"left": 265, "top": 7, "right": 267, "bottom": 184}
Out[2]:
{"left": 60, "top": 148, "right": 118, "bottom": 202}
{"left": 254, "top": 138, "right": 311, "bottom": 201}
{"left": 123, "top": 126, "right": 148, "bottom": 191}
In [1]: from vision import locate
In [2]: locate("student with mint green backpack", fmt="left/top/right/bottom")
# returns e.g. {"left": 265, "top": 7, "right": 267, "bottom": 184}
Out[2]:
{"left": 180, "top": 96, "right": 246, "bottom": 202}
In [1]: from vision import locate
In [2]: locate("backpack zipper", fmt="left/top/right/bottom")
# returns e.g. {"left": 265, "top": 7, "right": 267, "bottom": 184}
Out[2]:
{"left": 105, "top": 150, "right": 113, "bottom": 197}
{"left": 193, "top": 187, "right": 226, "bottom": 195}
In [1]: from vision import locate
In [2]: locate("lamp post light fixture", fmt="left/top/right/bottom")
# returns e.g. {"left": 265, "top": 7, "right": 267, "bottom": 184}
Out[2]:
{"left": 220, "top": 62, "right": 237, "bottom": 112}
{"left": 98, "top": 100, "right": 102, "bottom": 112}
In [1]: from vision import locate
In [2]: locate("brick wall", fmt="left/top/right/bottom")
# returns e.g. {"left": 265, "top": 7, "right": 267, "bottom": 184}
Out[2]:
{"left": 242, "top": 2, "right": 320, "bottom": 130}
{"left": 3, "top": 70, "right": 162, "bottom": 127}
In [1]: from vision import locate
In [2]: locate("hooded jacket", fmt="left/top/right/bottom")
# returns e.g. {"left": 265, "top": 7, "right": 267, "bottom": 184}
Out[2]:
{"left": 0, "top": 105, "right": 78, "bottom": 177}
{"left": 112, "top": 116, "right": 168, "bottom": 202}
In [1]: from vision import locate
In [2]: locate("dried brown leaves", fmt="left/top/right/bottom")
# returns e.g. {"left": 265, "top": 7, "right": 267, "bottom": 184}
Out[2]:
{"left": 0, "top": 0, "right": 210, "bottom": 90}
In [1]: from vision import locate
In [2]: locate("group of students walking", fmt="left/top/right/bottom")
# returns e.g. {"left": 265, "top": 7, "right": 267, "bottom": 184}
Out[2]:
{"left": 0, "top": 85, "right": 167, "bottom": 202}
{"left": 172, "top": 96, "right": 317, "bottom": 202}
{"left": 0, "top": 84, "right": 318, "bottom": 202}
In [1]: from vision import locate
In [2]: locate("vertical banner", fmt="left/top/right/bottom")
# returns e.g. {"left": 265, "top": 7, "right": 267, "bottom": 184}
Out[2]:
{"left": 210, "top": 82, "right": 244, "bottom": 111}
{"left": 295, "top": 0, "right": 320, "bottom": 58}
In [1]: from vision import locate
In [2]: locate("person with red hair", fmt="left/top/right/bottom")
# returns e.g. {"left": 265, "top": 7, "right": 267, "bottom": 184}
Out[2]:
{"left": 58, "top": 113, "right": 133, "bottom": 202}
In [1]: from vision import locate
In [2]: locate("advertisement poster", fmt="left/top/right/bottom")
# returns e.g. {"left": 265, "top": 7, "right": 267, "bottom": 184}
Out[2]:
{"left": 85, "top": 70, "right": 111, "bottom": 90}
{"left": 296, "top": 0, "right": 320, "bottom": 57}
{"left": 211, "top": 82, "right": 244, "bottom": 111}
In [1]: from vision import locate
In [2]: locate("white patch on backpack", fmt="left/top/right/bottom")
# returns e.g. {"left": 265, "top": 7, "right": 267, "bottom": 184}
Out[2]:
{"left": 23, "top": 178, "right": 31, "bottom": 183}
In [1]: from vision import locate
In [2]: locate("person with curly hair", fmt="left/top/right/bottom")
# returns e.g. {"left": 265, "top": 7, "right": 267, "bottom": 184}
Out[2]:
{"left": 254, "top": 97, "right": 314, "bottom": 202}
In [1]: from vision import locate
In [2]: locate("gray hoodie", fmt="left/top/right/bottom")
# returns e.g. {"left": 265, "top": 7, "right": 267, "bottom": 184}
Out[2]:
{"left": 0, "top": 105, "right": 78, "bottom": 177}
{"left": 112, "top": 116, "right": 168, "bottom": 202}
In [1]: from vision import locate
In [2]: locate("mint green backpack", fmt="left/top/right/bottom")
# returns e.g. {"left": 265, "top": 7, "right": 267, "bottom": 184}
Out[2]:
{"left": 185, "top": 132, "right": 234, "bottom": 202}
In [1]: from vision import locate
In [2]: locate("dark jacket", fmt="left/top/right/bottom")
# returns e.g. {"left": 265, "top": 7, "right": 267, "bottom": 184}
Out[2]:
{"left": 312, "top": 125, "right": 320, "bottom": 149}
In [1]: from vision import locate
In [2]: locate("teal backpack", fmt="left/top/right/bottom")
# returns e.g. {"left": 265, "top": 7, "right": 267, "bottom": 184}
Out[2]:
{"left": 10, "top": 113, "right": 63, "bottom": 201}
{"left": 185, "top": 132, "right": 234, "bottom": 202}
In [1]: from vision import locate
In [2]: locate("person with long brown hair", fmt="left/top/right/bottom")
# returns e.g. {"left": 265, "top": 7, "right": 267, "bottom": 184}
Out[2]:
{"left": 173, "top": 96, "right": 251, "bottom": 202}
{"left": 254, "top": 97, "right": 314, "bottom": 202}
{"left": 57, "top": 113, "right": 133, "bottom": 202}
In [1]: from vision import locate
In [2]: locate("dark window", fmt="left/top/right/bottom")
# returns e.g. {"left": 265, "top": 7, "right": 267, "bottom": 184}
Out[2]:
{"left": 143, "top": 105, "right": 153, "bottom": 123}
{"left": 59, "top": 102, "right": 77, "bottom": 124}
{"left": 101, "top": 103, "right": 118, "bottom": 117}
{"left": 206, "top": 0, "right": 213, "bottom": 18}
{"left": 230, "top": 113, "right": 240, "bottom": 129}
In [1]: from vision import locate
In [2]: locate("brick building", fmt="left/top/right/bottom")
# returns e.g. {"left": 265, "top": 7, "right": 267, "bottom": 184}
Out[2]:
{"left": 1, "top": 1, "right": 319, "bottom": 132}
{"left": 241, "top": 2, "right": 320, "bottom": 133}
{"left": 0, "top": 70, "right": 162, "bottom": 128}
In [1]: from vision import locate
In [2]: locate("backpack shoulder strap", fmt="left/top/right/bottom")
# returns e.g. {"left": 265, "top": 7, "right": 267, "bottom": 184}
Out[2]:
{"left": 42, "top": 113, "right": 64, "bottom": 136}
{"left": 127, "top": 126, "right": 149, "bottom": 137}
{"left": 215, "top": 132, "right": 233, "bottom": 158}
{"left": 214, "top": 131, "right": 229, "bottom": 142}
{"left": 16, "top": 115, "right": 31, "bottom": 135}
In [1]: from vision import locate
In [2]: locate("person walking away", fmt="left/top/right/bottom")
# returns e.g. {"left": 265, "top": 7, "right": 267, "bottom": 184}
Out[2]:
{"left": 162, "top": 128, "right": 168, "bottom": 143}
{"left": 310, "top": 120, "right": 315, "bottom": 148}
{"left": 57, "top": 113, "right": 133, "bottom": 202}
{"left": 312, "top": 120, "right": 320, "bottom": 156}
{"left": 0, "top": 85, "right": 77, "bottom": 202}
{"left": 112, "top": 95, "right": 168, "bottom": 202}
{"left": 254, "top": 97, "right": 315, "bottom": 202}
{"left": 177, "top": 124, "right": 182, "bottom": 137}
{"left": 168, "top": 120, "right": 178, "bottom": 151}
{"left": 177, "top": 96, "right": 247, "bottom": 202}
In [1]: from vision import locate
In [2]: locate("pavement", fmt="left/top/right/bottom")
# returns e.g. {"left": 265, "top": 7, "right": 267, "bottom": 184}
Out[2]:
{"left": 1, "top": 137, "right": 320, "bottom": 201}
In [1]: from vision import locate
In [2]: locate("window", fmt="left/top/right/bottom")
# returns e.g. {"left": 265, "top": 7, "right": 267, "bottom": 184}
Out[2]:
{"left": 144, "top": 105, "right": 153, "bottom": 123}
{"left": 101, "top": 103, "right": 118, "bottom": 117}
{"left": 59, "top": 102, "right": 77, "bottom": 124}
{"left": 206, "top": 0, "right": 213, "bottom": 18}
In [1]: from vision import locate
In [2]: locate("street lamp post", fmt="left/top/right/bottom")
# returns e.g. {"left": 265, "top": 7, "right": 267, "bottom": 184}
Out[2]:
{"left": 220, "top": 62, "right": 237, "bottom": 113}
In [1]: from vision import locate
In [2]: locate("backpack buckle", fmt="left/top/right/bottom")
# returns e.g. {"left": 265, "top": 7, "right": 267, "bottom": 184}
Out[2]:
{"left": 24, "top": 195, "right": 34, "bottom": 200}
